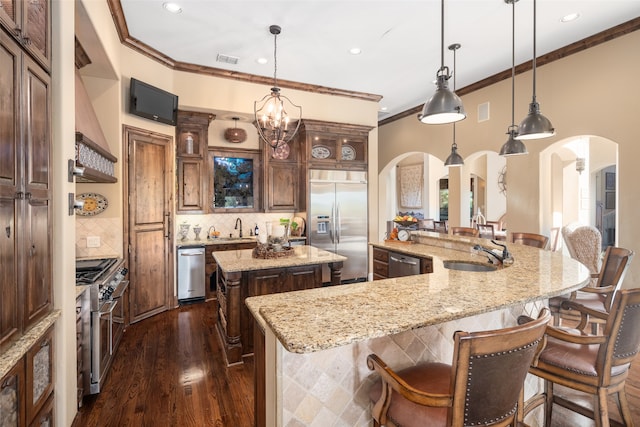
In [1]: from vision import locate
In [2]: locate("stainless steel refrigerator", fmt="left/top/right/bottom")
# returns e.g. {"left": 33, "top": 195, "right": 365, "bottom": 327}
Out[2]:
{"left": 309, "top": 169, "right": 368, "bottom": 283}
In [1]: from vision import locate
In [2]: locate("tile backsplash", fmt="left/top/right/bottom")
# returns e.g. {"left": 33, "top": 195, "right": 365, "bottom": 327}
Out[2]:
{"left": 75, "top": 213, "right": 306, "bottom": 258}
{"left": 175, "top": 212, "right": 305, "bottom": 240}
{"left": 76, "top": 217, "right": 123, "bottom": 258}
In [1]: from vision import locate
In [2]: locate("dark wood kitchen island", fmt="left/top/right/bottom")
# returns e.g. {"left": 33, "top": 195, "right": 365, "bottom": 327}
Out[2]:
{"left": 213, "top": 245, "right": 346, "bottom": 365}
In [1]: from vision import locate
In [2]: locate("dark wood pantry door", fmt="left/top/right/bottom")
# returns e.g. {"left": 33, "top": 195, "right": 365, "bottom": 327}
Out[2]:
{"left": 123, "top": 126, "right": 173, "bottom": 323}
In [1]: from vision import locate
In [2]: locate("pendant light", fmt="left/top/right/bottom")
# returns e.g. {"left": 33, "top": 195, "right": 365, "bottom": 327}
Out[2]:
{"left": 445, "top": 43, "right": 464, "bottom": 167}
{"left": 254, "top": 25, "right": 302, "bottom": 150}
{"left": 515, "top": 0, "right": 555, "bottom": 140}
{"left": 500, "top": 0, "right": 528, "bottom": 156}
{"left": 419, "top": 0, "right": 465, "bottom": 125}
{"left": 224, "top": 117, "right": 247, "bottom": 143}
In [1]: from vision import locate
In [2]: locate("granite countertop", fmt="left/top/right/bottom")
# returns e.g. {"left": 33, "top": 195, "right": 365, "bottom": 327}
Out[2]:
{"left": 0, "top": 310, "right": 61, "bottom": 379}
{"left": 213, "top": 245, "right": 347, "bottom": 273}
{"left": 246, "top": 232, "right": 589, "bottom": 354}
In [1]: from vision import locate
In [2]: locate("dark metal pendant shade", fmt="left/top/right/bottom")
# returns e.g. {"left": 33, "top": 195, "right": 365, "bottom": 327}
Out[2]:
{"left": 420, "top": 0, "right": 466, "bottom": 125}
{"left": 515, "top": 100, "right": 555, "bottom": 140}
{"left": 500, "top": 128, "right": 528, "bottom": 156}
{"left": 445, "top": 142, "right": 464, "bottom": 167}
{"left": 420, "top": 70, "right": 466, "bottom": 124}
{"left": 515, "top": 0, "right": 555, "bottom": 140}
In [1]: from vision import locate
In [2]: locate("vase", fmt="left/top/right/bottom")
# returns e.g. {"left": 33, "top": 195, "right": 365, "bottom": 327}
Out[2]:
{"left": 193, "top": 226, "right": 202, "bottom": 240}
{"left": 179, "top": 223, "right": 190, "bottom": 241}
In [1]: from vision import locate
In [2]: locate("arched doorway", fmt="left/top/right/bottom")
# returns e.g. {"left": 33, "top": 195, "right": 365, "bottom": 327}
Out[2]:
{"left": 540, "top": 135, "right": 617, "bottom": 250}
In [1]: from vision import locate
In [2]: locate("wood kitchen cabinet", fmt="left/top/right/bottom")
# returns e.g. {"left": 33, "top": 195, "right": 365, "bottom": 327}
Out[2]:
{"left": 372, "top": 247, "right": 433, "bottom": 280}
{"left": 262, "top": 128, "right": 305, "bottom": 212}
{"left": 176, "top": 111, "right": 213, "bottom": 213}
{"left": 301, "top": 119, "right": 371, "bottom": 170}
{"left": 204, "top": 241, "right": 257, "bottom": 301}
{"left": 217, "top": 264, "right": 322, "bottom": 364}
{"left": 0, "top": 358, "right": 26, "bottom": 426}
{"left": 0, "top": 25, "right": 52, "bottom": 351}
{"left": 0, "top": 0, "right": 50, "bottom": 71}
{"left": 25, "top": 325, "right": 54, "bottom": 425}
{"left": 1, "top": 325, "right": 55, "bottom": 427}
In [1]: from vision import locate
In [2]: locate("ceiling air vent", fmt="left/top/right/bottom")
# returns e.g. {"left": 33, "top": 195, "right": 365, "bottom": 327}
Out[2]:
{"left": 216, "top": 54, "right": 239, "bottom": 65}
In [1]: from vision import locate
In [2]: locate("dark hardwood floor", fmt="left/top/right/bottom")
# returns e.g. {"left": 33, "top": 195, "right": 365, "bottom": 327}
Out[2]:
{"left": 73, "top": 301, "right": 640, "bottom": 427}
{"left": 73, "top": 301, "right": 254, "bottom": 427}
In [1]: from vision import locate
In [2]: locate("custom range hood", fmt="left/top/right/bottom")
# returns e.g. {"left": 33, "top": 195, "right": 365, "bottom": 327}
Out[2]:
{"left": 71, "top": 65, "right": 118, "bottom": 184}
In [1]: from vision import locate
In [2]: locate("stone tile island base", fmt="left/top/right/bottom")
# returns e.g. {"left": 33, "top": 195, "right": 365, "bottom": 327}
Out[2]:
{"left": 260, "top": 300, "right": 546, "bottom": 427}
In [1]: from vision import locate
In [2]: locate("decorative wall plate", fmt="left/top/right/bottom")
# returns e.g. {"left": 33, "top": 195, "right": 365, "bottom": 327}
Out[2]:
{"left": 311, "top": 145, "right": 331, "bottom": 159}
{"left": 76, "top": 193, "right": 108, "bottom": 216}
{"left": 341, "top": 144, "right": 356, "bottom": 161}
{"left": 271, "top": 142, "right": 290, "bottom": 160}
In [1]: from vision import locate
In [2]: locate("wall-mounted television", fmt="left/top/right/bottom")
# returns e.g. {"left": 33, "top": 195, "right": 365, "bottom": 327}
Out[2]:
{"left": 129, "top": 78, "right": 178, "bottom": 126}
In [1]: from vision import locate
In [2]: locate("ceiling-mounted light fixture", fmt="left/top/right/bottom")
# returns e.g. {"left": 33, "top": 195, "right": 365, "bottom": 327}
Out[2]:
{"left": 224, "top": 117, "right": 247, "bottom": 143}
{"left": 445, "top": 43, "right": 464, "bottom": 167}
{"left": 254, "top": 25, "right": 302, "bottom": 150}
{"left": 515, "top": 0, "right": 555, "bottom": 140}
{"left": 419, "top": 0, "right": 465, "bottom": 125}
{"left": 500, "top": 0, "right": 528, "bottom": 157}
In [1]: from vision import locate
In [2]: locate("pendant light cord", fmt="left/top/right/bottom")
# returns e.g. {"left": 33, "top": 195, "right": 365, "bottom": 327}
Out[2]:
{"left": 273, "top": 31, "right": 279, "bottom": 89}
{"left": 440, "top": 0, "right": 445, "bottom": 70}
{"left": 511, "top": 0, "right": 515, "bottom": 127}
{"left": 452, "top": 42, "right": 457, "bottom": 145}
{"left": 532, "top": 0, "right": 537, "bottom": 101}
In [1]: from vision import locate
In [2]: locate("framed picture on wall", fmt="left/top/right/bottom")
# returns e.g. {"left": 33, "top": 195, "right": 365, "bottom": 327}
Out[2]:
{"left": 605, "top": 191, "right": 616, "bottom": 210}
{"left": 605, "top": 172, "right": 615, "bottom": 190}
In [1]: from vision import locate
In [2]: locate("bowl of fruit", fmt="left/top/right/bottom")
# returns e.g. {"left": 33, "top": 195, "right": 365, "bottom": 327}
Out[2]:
{"left": 393, "top": 215, "right": 419, "bottom": 227}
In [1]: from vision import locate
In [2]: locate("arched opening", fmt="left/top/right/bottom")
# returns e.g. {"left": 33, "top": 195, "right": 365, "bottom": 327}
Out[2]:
{"left": 377, "top": 150, "right": 506, "bottom": 236}
{"left": 540, "top": 135, "right": 617, "bottom": 250}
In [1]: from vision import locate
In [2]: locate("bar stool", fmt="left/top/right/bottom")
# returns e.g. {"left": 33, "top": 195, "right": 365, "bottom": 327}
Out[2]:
{"left": 510, "top": 232, "right": 549, "bottom": 249}
{"left": 450, "top": 226, "right": 478, "bottom": 237}
{"left": 367, "top": 309, "right": 551, "bottom": 427}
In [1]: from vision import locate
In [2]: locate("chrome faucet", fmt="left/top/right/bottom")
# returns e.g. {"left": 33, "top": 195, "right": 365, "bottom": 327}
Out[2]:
{"left": 235, "top": 217, "right": 243, "bottom": 238}
{"left": 473, "top": 240, "right": 513, "bottom": 265}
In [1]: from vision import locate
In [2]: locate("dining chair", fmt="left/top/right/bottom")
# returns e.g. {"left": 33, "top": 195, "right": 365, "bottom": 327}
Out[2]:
{"left": 510, "top": 232, "right": 549, "bottom": 249}
{"left": 418, "top": 219, "right": 435, "bottom": 231}
{"left": 451, "top": 226, "right": 479, "bottom": 238}
{"left": 550, "top": 246, "right": 634, "bottom": 332}
{"left": 562, "top": 225, "right": 603, "bottom": 283}
{"left": 486, "top": 220, "right": 502, "bottom": 231}
{"left": 367, "top": 309, "right": 551, "bottom": 427}
{"left": 433, "top": 221, "right": 448, "bottom": 233}
{"left": 476, "top": 223, "right": 495, "bottom": 240}
{"left": 518, "top": 288, "right": 640, "bottom": 427}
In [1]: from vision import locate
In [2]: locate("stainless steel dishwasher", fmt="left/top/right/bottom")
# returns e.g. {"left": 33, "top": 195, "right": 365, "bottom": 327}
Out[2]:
{"left": 177, "top": 245, "right": 205, "bottom": 302}
{"left": 388, "top": 251, "right": 421, "bottom": 278}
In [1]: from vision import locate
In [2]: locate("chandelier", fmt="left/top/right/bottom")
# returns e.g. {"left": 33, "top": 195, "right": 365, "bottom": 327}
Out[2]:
{"left": 254, "top": 25, "right": 302, "bottom": 150}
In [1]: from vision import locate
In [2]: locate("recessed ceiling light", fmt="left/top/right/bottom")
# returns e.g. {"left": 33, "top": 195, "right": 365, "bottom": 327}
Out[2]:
{"left": 380, "top": 106, "right": 388, "bottom": 111}
{"left": 163, "top": 2, "right": 182, "bottom": 13}
{"left": 256, "top": 57, "right": 268, "bottom": 65}
{"left": 560, "top": 12, "right": 580, "bottom": 23}
{"left": 349, "top": 47, "right": 362, "bottom": 55}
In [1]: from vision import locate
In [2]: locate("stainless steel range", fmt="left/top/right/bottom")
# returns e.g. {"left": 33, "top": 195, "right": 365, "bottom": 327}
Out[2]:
{"left": 76, "top": 257, "right": 129, "bottom": 394}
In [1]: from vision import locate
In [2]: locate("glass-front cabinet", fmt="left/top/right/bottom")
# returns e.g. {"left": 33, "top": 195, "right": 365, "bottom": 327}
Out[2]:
{"left": 300, "top": 119, "right": 371, "bottom": 170}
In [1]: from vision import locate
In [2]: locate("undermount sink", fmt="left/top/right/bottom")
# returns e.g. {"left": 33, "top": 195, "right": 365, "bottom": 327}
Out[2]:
{"left": 442, "top": 260, "right": 498, "bottom": 272}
